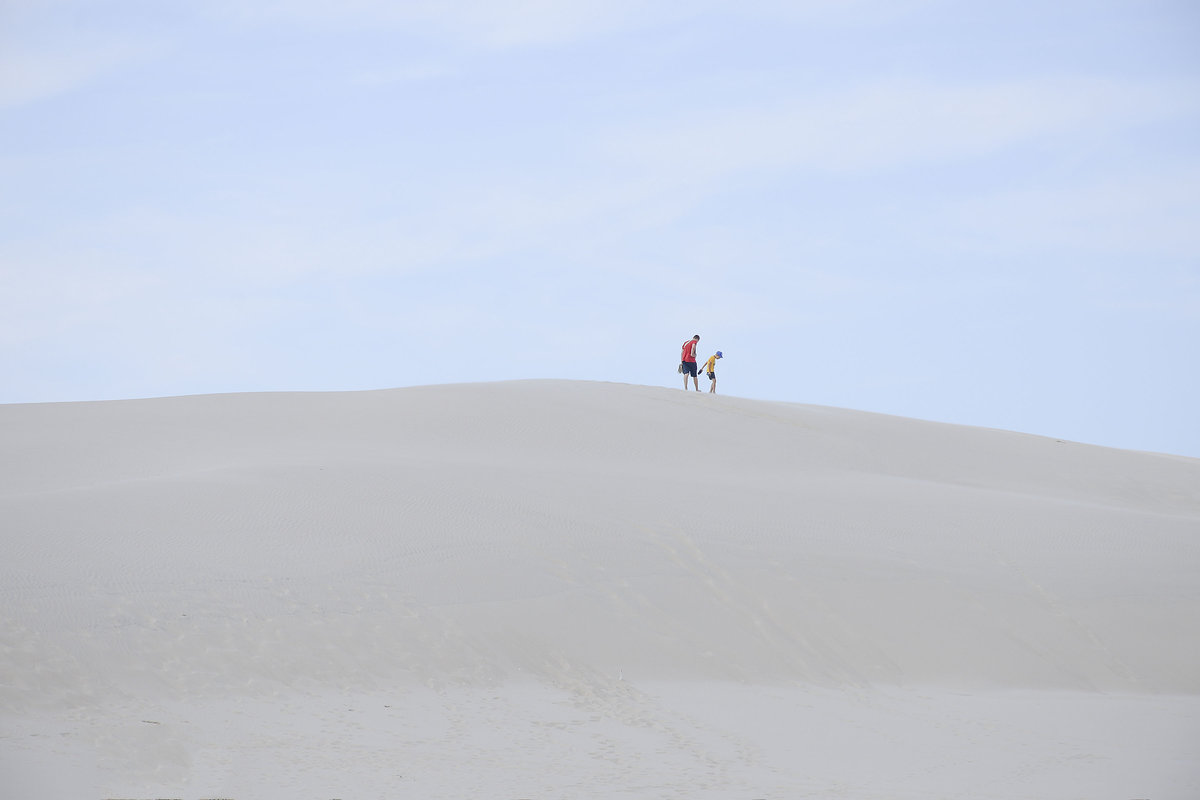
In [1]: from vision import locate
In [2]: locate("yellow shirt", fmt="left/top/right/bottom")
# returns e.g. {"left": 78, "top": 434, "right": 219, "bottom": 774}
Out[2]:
{"left": 701, "top": 355, "right": 718, "bottom": 373}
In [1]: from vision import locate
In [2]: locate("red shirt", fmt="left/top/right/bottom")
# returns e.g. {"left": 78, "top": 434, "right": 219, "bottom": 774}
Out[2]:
{"left": 681, "top": 340, "right": 698, "bottom": 362}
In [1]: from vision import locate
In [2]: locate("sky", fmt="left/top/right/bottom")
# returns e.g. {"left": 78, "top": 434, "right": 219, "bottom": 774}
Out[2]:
{"left": 2, "top": 0, "right": 1198, "bottom": 457}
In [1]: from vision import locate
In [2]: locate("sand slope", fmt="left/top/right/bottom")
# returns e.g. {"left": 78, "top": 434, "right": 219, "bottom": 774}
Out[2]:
{"left": 2, "top": 380, "right": 1198, "bottom": 798}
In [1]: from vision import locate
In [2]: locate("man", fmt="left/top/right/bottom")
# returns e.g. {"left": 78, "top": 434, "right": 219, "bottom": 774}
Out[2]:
{"left": 701, "top": 350, "right": 723, "bottom": 393}
{"left": 680, "top": 334, "right": 701, "bottom": 391}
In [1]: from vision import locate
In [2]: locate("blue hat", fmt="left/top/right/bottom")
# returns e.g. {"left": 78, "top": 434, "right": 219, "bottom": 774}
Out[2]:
{"left": 716, "top": 351, "right": 723, "bottom": 357}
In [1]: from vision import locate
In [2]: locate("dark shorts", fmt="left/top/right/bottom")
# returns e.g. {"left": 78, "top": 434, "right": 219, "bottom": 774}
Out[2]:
{"left": 707, "top": 372, "right": 716, "bottom": 380}
{"left": 682, "top": 361, "right": 697, "bottom": 377}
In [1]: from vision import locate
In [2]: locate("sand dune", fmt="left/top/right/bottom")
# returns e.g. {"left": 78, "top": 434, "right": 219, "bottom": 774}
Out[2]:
{"left": 2, "top": 380, "right": 1198, "bottom": 798}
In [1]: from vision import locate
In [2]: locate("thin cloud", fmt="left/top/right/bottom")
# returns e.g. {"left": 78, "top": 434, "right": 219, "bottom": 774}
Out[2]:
{"left": 211, "top": 0, "right": 673, "bottom": 46}
{"left": 207, "top": 0, "right": 922, "bottom": 47}
{"left": 0, "top": 40, "right": 154, "bottom": 109}
{"left": 602, "top": 77, "right": 1194, "bottom": 180}
{"left": 939, "top": 164, "right": 1200, "bottom": 261}
{"left": 351, "top": 63, "right": 453, "bottom": 87}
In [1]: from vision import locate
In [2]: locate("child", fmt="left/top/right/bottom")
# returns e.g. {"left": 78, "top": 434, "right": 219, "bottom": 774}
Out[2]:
{"left": 701, "top": 351, "right": 723, "bottom": 393}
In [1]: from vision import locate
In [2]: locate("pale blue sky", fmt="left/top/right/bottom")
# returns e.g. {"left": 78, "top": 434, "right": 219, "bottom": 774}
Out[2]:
{"left": 2, "top": 1, "right": 1198, "bottom": 456}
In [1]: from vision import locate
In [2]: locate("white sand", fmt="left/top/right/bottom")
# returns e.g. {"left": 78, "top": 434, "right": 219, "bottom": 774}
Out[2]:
{"left": 2, "top": 379, "right": 1198, "bottom": 799}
